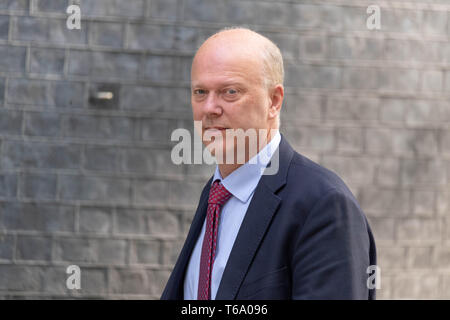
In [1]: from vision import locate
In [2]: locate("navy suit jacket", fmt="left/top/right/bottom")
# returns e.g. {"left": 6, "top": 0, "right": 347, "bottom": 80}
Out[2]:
{"left": 161, "top": 134, "right": 376, "bottom": 300}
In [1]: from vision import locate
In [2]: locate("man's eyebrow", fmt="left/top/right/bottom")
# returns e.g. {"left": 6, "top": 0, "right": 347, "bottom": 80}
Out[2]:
{"left": 191, "top": 81, "right": 246, "bottom": 88}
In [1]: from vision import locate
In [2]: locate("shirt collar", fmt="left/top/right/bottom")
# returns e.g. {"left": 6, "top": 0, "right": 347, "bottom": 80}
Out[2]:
{"left": 212, "top": 130, "right": 281, "bottom": 203}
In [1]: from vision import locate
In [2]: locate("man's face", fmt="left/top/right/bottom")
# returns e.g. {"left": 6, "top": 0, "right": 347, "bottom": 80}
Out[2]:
{"left": 191, "top": 37, "right": 272, "bottom": 162}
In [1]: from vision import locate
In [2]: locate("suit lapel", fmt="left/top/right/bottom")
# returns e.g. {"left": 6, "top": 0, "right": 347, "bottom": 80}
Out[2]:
{"left": 215, "top": 134, "right": 294, "bottom": 300}
{"left": 215, "top": 183, "right": 282, "bottom": 299}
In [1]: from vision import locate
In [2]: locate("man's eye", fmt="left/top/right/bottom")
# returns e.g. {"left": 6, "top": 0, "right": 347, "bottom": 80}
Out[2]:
{"left": 194, "top": 89, "right": 206, "bottom": 95}
{"left": 225, "top": 89, "right": 237, "bottom": 95}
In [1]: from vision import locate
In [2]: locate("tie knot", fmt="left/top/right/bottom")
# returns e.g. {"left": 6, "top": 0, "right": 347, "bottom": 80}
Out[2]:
{"left": 208, "top": 180, "right": 232, "bottom": 206}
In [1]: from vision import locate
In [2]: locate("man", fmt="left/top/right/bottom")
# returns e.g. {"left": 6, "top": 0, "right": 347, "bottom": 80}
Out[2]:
{"left": 161, "top": 27, "right": 376, "bottom": 300}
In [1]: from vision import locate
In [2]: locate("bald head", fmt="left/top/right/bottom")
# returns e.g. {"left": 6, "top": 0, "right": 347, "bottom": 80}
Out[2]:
{"left": 193, "top": 27, "right": 284, "bottom": 89}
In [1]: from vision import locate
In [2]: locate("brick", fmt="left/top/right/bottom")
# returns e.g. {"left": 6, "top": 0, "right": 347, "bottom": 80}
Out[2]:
{"left": 336, "top": 127, "right": 364, "bottom": 153}
{"left": 24, "top": 112, "right": 62, "bottom": 137}
{"left": 41, "top": 266, "right": 70, "bottom": 295}
{"left": 89, "top": 21, "right": 124, "bottom": 48}
{"left": 120, "top": 86, "right": 190, "bottom": 112}
{"left": 150, "top": 0, "right": 178, "bottom": 21}
{"left": 380, "top": 99, "right": 405, "bottom": 123}
{"left": 412, "top": 190, "right": 435, "bottom": 217}
{"left": 0, "top": 234, "right": 14, "bottom": 260}
{"left": 443, "top": 71, "right": 450, "bottom": 93}
{"left": 7, "top": 78, "right": 51, "bottom": 106}
{"left": 133, "top": 179, "right": 170, "bottom": 207}
{"left": 401, "top": 158, "right": 447, "bottom": 186}
{"left": 395, "top": 129, "right": 439, "bottom": 156}
{"left": 16, "top": 235, "right": 52, "bottom": 260}
{"left": 129, "top": 240, "right": 160, "bottom": 264}
{"left": 161, "top": 240, "right": 184, "bottom": 266}
{"left": 375, "top": 158, "right": 401, "bottom": 187}
{"left": 397, "top": 218, "right": 442, "bottom": 243}
{"left": 43, "top": 266, "right": 106, "bottom": 296}
{"left": 407, "top": 247, "right": 433, "bottom": 269}
{"left": 285, "top": 64, "right": 340, "bottom": 89}
{"left": 437, "top": 190, "right": 449, "bottom": 216}
{"left": 328, "top": 37, "right": 383, "bottom": 60}
{"left": 377, "top": 68, "right": 420, "bottom": 93}
{"left": 143, "top": 55, "right": 177, "bottom": 82}
{"left": 115, "top": 209, "right": 179, "bottom": 236}
{"left": 20, "top": 173, "right": 57, "bottom": 200}
{"left": 173, "top": 26, "right": 217, "bottom": 52}
{"left": 378, "top": 246, "right": 406, "bottom": 269}
{"left": 441, "top": 276, "right": 450, "bottom": 299}
{"left": 30, "top": 47, "right": 65, "bottom": 74}
{"left": 393, "top": 275, "right": 439, "bottom": 299}
{"left": 83, "top": 145, "right": 120, "bottom": 172}
{"left": 421, "top": 70, "right": 443, "bottom": 93}
{"left": 13, "top": 16, "right": 87, "bottom": 44}
{"left": 35, "top": 0, "right": 68, "bottom": 12}
{"left": 341, "top": 67, "right": 379, "bottom": 90}
{"left": 127, "top": 24, "right": 176, "bottom": 50}
{"left": 255, "top": 2, "right": 292, "bottom": 26}
{"left": 298, "top": 35, "right": 326, "bottom": 60}
{"left": 79, "top": 268, "right": 108, "bottom": 295}
{"left": 79, "top": 206, "right": 112, "bottom": 234}
{"left": 433, "top": 247, "right": 450, "bottom": 270}
{"left": 149, "top": 269, "right": 171, "bottom": 296}
{"left": 366, "top": 128, "right": 438, "bottom": 156}
{"left": 0, "top": 265, "right": 42, "bottom": 291}
{"left": 0, "top": 202, "right": 74, "bottom": 232}
{"left": 59, "top": 175, "right": 130, "bottom": 204}
{"left": 324, "top": 97, "right": 378, "bottom": 121}
{"left": 0, "top": 0, "right": 29, "bottom": 10}
{"left": 68, "top": 50, "right": 140, "bottom": 79}
{"left": 291, "top": 4, "right": 324, "bottom": 29}
{"left": 1, "top": 141, "right": 81, "bottom": 170}
{"left": 0, "top": 109, "right": 22, "bottom": 135}
{"left": 96, "top": 239, "right": 127, "bottom": 264}
{"left": 321, "top": 156, "right": 375, "bottom": 185}
{"left": 0, "top": 45, "right": 26, "bottom": 72}
{"left": 183, "top": 0, "right": 225, "bottom": 23}
{"left": 168, "top": 180, "right": 204, "bottom": 208}
{"left": 109, "top": 268, "right": 149, "bottom": 294}
{"left": 385, "top": 39, "right": 442, "bottom": 63}
{"left": 367, "top": 218, "right": 395, "bottom": 244}
{"left": 0, "top": 78, "right": 4, "bottom": 103}
{"left": 359, "top": 187, "right": 410, "bottom": 216}
{"left": 122, "top": 147, "right": 183, "bottom": 177}
{"left": 74, "top": 0, "right": 146, "bottom": 18}
{"left": 64, "top": 115, "right": 136, "bottom": 140}
{"left": 406, "top": 100, "right": 441, "bottom": 125}
{"left": 383, "top": 8, "right": 423, "bottom": 34}
{"left": 53, "top": 237, "right": 96, "bottom": 263}
{"left": 423, "top": 10, "right": 448, "bottom": 35}
{"left": 283, "top": 126, "right": 335, "bottom": 152}
{"left": 52, "top": 81, "right": 85, "bottom": 108}
{"left": 283, "top": 94, "right": 322, "bottom": 121}
{"left": 0, "top": 16, "right": 9, "bottom": 40}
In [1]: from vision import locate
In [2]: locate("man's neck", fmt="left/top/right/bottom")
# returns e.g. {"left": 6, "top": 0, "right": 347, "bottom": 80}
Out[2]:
{"left": 218, "top": 128, "right": 278, "bottom": 179}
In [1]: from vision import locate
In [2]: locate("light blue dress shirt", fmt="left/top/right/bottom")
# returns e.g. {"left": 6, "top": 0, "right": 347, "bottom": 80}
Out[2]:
{"left": 183, "top": 131, "right": 281, "bottom": 300}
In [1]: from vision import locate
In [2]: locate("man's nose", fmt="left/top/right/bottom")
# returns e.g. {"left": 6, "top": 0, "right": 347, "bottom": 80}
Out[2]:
{"left": 203, "top": 93, "right": 223, "bottom": 116}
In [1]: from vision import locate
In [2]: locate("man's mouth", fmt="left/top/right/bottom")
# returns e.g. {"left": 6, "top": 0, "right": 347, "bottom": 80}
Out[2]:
{"left": 204, "top": 127, "right": 227, "bottom": 131}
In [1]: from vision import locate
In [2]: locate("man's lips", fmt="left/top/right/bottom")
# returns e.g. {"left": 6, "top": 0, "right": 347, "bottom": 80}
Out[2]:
{"left": 205, "top": 127, "right": 227, "bottom": 131}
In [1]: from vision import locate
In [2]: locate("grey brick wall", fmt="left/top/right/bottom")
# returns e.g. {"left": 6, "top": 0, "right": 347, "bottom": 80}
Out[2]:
{"left": 0, "top": 0, "right": 448, "bottom": 299}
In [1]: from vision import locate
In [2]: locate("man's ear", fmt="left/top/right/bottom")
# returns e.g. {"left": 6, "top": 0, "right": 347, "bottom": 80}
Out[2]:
{"left": 268, "top": 84, "right": 284, "bottom": 120}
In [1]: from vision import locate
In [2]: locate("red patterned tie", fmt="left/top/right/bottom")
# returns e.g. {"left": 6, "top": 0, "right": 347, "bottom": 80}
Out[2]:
{"left": 197, "top": 180, "right": 232, "bottom": 300}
